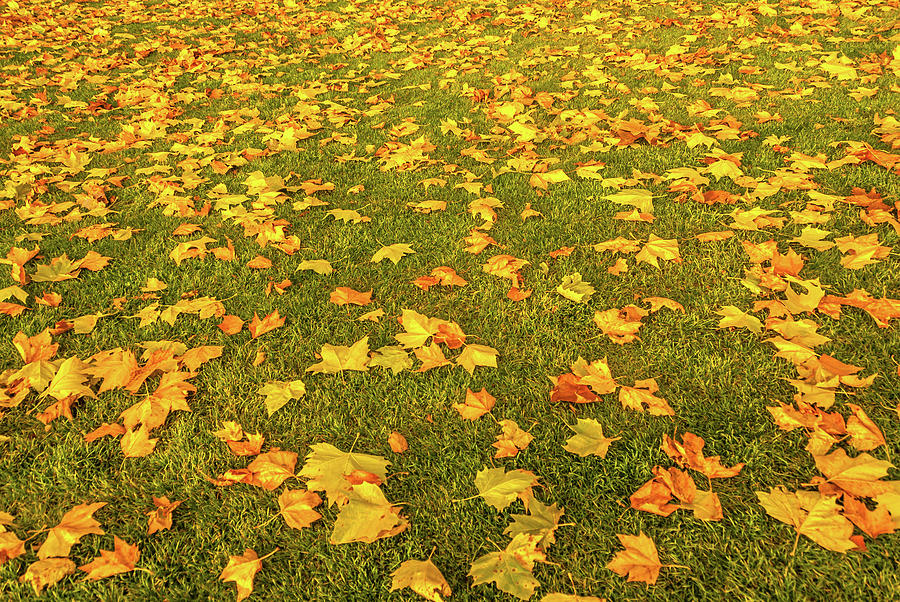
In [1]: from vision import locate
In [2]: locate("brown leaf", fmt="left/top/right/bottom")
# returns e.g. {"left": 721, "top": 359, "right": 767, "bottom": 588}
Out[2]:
{"left": 388, "top": 431, "right": 409, "bottom": 453}
{"left": 147, "top": 497, "right": 182, "bottom": 535}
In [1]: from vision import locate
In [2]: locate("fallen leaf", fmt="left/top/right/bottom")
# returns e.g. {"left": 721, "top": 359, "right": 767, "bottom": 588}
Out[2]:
{"left": 218, "top": 315, "right": 245, "bottom": 335}
{"left": 456, "top": 344, "right": 499, "bottom": 374}
{"left": 493, "top": 420, "right": 534, "bottom": 458}
{"left": 297, "top": 259, "right": 333, "bottom": 275}
{"left": 306, "top": 337, "right": 370, "bottom": 374}
{"left": 19, "top": 558, "right": 76, "bottom": 595}
{"left": 372, "top": 243, "right": 415, "bottom": 264}
{"left": 557, "top": 273, "right": 595, "bottom": 303}
{"left": 845, "top": 404, "right": 885, "bottom": 451}
{"left": 504, "top": 500, "right": 565, "bottom": 550}
{"left": 38, "top": 502, "right": 106, "bottom": 559}
{"left": 330, "top": 482, "right": 408, "bottom": 544}
{"left": 661, "top": 432, "right": 743, "bottom": 478}
{"left": 258, "top": 380, "right": 306, "bottom": 415}
{"left": 563, "top": 419, "right": 621, "bottom": 457}
{"left": 813, "top": 448, "right": 893, "bottom": 497}
{"left": 607, "top": 532, "right": 663, "bottom": 584}
{"left": 0, "top": 531, "right": 25, "bottom": 566}
{"left": 299, "top": 442, "right": 390, "bottom": 506}
{"left": 330, "top": 287, "right": 373, "bottom": 306}
{"left": 147, "top": 497, "right": 182, "bottom": 535}
{"left": 469, "top": 534, "right": 545, "bottom": 600}
{"left": 388, "top": 431, "right": 409, "bottom": 453}
{"left": 474, "top": 467, "right": 539, "bottom": 511}
{"left": 220, "top": 548, "right": 271, "bottom": 602}
{"left": 391, "top": 558, "right": 452, "bottom": 602}
{"left": 453, "top": 388, "right": 496, "bottom": 420}
{"left": 594, "top": 306, "right": 647, "bottom": 344}
{"left": 79, "top": 536, "right": 139, "bottom": 580}
{"left": 278, "top": 489, "right": 323, "bottom": 530}
{"left": 248, "top": 310, "right": 285, "bottom": 339}
{"left": 756, "top": 486, "right": 855, "bottom": 552}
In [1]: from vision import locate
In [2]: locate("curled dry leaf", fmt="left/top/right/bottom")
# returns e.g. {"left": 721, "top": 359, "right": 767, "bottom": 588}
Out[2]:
{"left": 146, "top": 497, "right": 182, "bottom": 535}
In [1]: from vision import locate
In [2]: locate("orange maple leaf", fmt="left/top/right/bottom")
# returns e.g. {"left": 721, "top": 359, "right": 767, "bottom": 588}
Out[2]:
{"left": 661, "top": 433, "right": 743, "bottom": 479}
{"left": 218, "top": 314, "right": 244, "bottom": 335}
{"left": 607, "top": 532, "right": 664, "bottom": 584}
{"left": 453, "top": 388, "right": 496, "bottom": 420}
{"left": 79, "top": 536, "right": 139, "bottom": 580}
{"left": 248, "top": 310, "right": 285, "bottom": 338}
{"left": 329, "top": 287, "right": 373, "bottom": 306}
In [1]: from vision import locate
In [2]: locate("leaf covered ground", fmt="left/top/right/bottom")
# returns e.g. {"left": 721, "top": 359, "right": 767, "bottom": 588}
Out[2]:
{"left": 1, "top": 0, "right": 899, "bottom": 599}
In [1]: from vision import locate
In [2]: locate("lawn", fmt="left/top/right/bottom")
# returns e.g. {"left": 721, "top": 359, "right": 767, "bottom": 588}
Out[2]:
{"left": 1, "top": 0, "right": 899, "bottom": 599}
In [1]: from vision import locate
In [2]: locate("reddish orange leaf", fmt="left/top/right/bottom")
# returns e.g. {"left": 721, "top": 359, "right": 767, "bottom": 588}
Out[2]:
{"left": 218, "top": 314, "right": 244, "bottom": 335}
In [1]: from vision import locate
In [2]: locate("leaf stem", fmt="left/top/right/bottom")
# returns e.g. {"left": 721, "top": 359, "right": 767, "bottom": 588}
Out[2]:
{"left": 451, "top": 494, "right": 482, "bottom": 503}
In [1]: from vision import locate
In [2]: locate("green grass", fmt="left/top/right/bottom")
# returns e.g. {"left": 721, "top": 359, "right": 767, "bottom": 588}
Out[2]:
{"left": 1, "top": 0, "right": 899, "bottom": 600}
